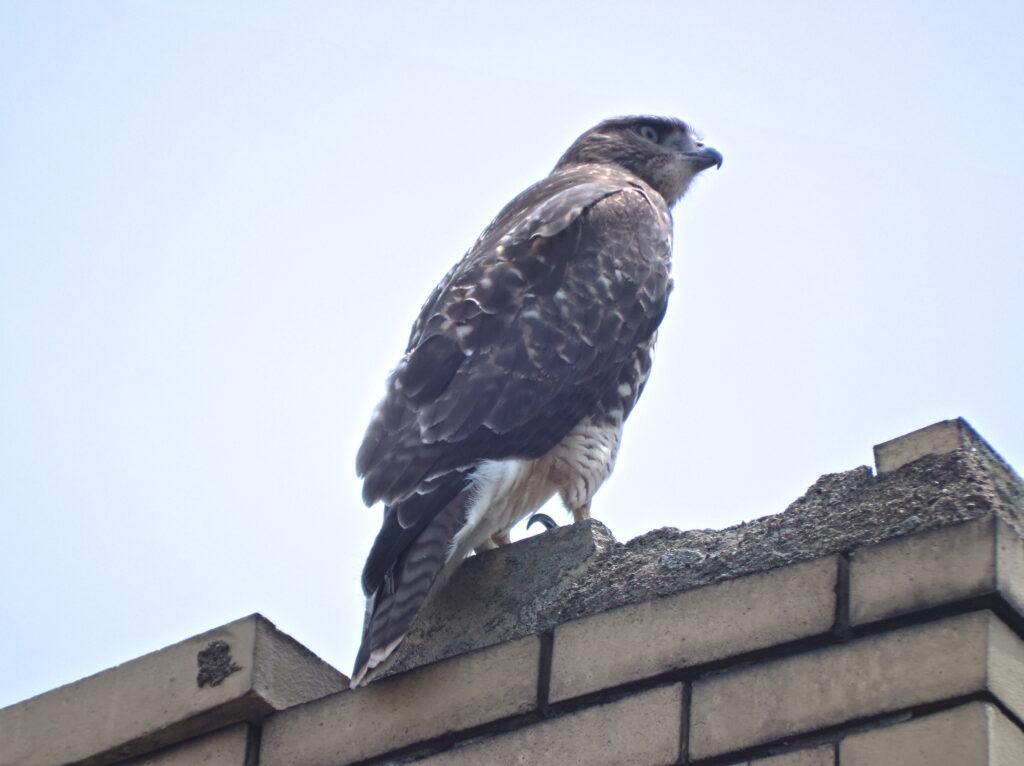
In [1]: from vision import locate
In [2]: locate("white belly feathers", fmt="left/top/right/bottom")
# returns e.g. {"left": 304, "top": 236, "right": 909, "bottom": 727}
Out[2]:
{"left": 443, "top": 414, "right": 624, "bottom": 578}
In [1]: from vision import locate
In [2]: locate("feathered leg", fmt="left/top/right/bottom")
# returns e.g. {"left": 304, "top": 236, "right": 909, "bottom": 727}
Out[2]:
{"left": 570, "top": 501, "right": 591, "bottom": 523}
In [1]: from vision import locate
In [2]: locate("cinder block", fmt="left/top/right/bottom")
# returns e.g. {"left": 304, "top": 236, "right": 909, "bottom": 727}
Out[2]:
{"left": 850, "top": 518, "right": 1003, "bottom": 625}
{"left": 750, "top": 745, "right": 834, "bottom": 766}
{"left": 990, "top": 702, "right": 1024, "bottom": 766}
{"left": 410, "top": 684, "right": 682, "bottom": 766}
{"left": 550, "top": 556, "right": 837, "bottom": 701}
{"left": 689, "top": 611, "right": 1024, "bottom": 760}
{"left": 0, "top": 614, "right": 346, "bottom": 766}
{"left": 120, "top": 724, "right": 249, "bottom": 766}
{"left": 873, "top": 418, "right": 972, "bottom": 473}
{"left": 987, "top": 612, "right": 1024, "bottom": 719}
{"left": 840, "top": 702, "right": 1024, "bottom": 766}
{"left": 260, "top": 636, "right": 540, "bottom": 766}
{"left": 996, "top": 518, "right": 1024, "bottom": 618}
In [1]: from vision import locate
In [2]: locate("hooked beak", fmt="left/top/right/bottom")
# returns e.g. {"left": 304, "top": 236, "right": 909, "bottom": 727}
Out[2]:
{"left": 686, "top": 144, "right": 723, "bottom": 171}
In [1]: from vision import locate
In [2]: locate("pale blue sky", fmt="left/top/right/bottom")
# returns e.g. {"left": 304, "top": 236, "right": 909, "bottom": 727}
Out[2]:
{"left": 2, "top": 1, "right": 1022, "bottom": 707}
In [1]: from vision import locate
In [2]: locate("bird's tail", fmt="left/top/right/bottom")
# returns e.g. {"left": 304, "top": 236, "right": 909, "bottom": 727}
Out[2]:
{"left": 350, "top": 491, "right": 469, "bottom": 688}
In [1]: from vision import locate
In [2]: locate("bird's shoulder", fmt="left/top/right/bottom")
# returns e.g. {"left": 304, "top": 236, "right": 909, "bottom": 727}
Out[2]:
{"left": 478, "top": 164, "right": 670, "bottom": 251}
{"left": 406, "top": 165, "right": 670, "bottom": 351}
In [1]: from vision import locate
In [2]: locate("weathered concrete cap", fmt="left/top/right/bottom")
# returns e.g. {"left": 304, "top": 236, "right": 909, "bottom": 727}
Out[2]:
{"left": 492, "top": 419, "right": 1024, "bottom": 636}
{"left": 382, "top": 419, "right": 1024, "bottom": 679}
{"left": 0, "top": 614, "right": 347, "bottom": 766}
{"left": 381, "top": 518, "right": 615, "bottom": 678}
{"left": 874, "top": 417, "right": 1011, "bottom": 474}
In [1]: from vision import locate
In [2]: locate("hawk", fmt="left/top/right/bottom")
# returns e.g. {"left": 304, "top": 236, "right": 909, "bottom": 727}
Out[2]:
{"left": 351, "top": 115, "right": 721, "bottom": 687}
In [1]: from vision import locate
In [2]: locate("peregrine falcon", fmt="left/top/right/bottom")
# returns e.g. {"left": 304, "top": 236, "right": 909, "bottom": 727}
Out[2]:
{"left": 352, "top": 115, "right": 721, "bottom": 687}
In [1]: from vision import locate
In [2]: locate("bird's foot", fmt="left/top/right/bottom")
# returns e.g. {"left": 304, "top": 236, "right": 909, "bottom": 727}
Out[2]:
{"left": 475, "top": 529, "right": 512, "bottom": 554}
{"left": 490, "top": 530, "right": 511, "bottom": 547}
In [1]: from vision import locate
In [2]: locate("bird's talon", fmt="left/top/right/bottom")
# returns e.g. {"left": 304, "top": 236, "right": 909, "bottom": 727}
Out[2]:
{"left": 527, "top": 513, "right": 558, "bottom": 531}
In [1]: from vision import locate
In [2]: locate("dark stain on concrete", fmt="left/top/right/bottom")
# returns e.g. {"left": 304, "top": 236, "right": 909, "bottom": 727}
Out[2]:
{"left": 196, "top": 640, "right": 242, "bottom": 688}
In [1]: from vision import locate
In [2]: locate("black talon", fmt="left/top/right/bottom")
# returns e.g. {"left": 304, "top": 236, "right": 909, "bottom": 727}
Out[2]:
{"left": 527, "top": 512, "right": 558, "bottom": 531}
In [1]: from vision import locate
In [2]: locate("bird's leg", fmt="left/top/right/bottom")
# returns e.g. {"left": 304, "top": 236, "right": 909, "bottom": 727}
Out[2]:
{"left": 559, "top": 485, "right": 593, "bottom": 523}
{"left": 474, "top": 528, "right": 512, "bottom": 554}
{"left": 490, "top": 529, "right": 512, "bottom": 547}
{"left": 570, "top": 501, "right": 592, "bottom": 523}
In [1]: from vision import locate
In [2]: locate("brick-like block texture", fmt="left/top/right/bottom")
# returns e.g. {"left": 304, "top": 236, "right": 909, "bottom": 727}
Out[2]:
{"left": 841, "top": 702, "right": 1024, "bottom": 766}
{"left": 690, "top": 611, "right": 1024, "bottom": 760}
{"left": 749, "top": 746, "right": 834, "bottom": 766}
{"left": 0, "top": 614, "right": 345, "bottom": 766}
{"left": 260, "top": 636, "right": 539, "bottom": 766}
{"left": 851, "top": 518, "right": 1024, "bottom": 625}
{"left": 551, "top": 556, "right": 837, "bottom": 701}
{"left": 120, "top": 724, "right": 249, "bottom": 766}
{"left": 411, "top": 685, "right": 682, "bottom": 766}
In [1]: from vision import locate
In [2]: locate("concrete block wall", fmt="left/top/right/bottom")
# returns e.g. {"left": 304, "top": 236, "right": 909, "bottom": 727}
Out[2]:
{"left": 3, "top": 418, "right": 1023, "bottom": 765}
{"left": 0, "top": 615, "right": 348, "bottom": 766}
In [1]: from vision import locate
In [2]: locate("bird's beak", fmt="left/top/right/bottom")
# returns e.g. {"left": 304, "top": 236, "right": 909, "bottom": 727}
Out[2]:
{"left": 686, "top": 145, "right": 723, "bottom": 171}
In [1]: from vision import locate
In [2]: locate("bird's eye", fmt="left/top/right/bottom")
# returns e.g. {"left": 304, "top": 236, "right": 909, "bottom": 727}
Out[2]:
{"left": 638, "top": 125, "right": 659, "bottom": 142}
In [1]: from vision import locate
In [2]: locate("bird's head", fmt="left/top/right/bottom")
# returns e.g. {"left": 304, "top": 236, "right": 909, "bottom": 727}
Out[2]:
{"left": 554, "top": 115, "right": 722, "bottom": 206}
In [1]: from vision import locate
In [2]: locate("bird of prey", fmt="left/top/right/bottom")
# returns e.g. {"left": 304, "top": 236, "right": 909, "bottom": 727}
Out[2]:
{"left": 351, "top": 115, "right": 721, "bottom": 687}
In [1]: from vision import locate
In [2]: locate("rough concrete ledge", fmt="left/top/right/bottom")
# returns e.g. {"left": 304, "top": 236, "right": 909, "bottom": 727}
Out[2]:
{"left": 382, "top": 517, "right": 615, "bottom": 677}
{"left": 0, "top": 614, "right": 347, "bottom": 766}
{"left": 551, "top": 418, "right": 1023, "bottom": 626}
{"left": 388, "top": 418, "right": 1024, "bottom": 673}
